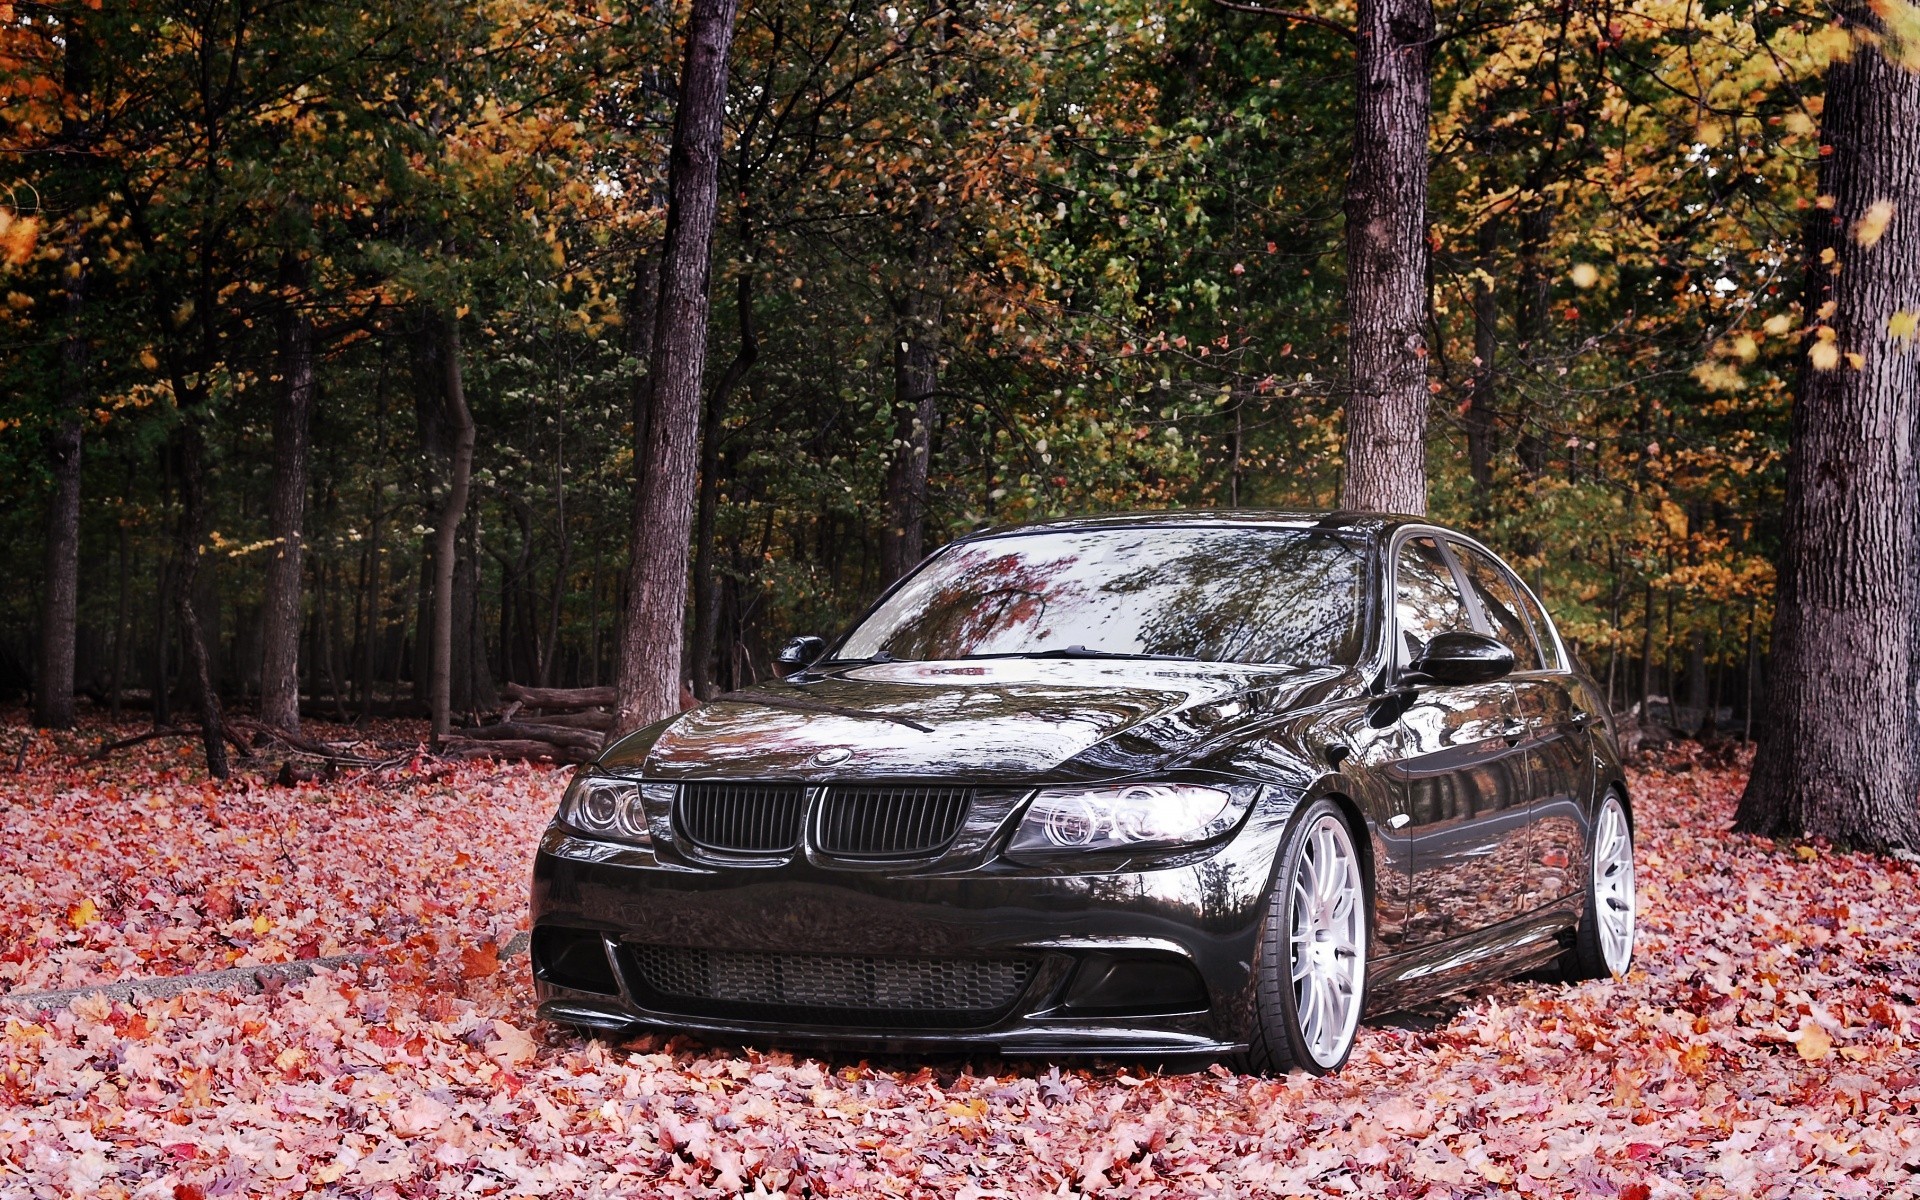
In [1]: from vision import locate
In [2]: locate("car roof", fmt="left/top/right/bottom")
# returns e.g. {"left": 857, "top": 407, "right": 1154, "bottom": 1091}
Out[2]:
{"left": 957, "top": 508, "right": 1422, "bottom": 542}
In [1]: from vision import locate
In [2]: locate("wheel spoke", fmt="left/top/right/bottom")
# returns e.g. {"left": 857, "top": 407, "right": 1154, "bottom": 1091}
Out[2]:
{"left": 1591, "top": 798, "right": 1635, "bottom": 976}
{"left": 1280, "top": 813, "right": 1371, "bottom": 1066}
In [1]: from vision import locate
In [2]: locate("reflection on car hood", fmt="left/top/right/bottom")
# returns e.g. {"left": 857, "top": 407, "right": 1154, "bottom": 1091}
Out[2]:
{"left": 604, "top": 658, "right": 1346, "bottom": 781}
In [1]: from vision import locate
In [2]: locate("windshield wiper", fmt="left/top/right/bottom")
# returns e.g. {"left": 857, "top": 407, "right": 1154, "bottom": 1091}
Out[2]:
{"left": 815, "top": 650, "right": 899, "bottom": 668}
{"left": 999, "top": 645, "right": 1201, "bottom": 662}
{"left": 712, "top": 689, "right": 934, "bottom": 733}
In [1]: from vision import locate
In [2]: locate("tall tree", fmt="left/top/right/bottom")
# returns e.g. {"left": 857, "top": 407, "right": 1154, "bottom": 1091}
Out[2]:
{"left": 33, "top": 11, "right": 92, "bottom": 730}
{"left": 258, "top": 238, "right": 317, "bottom": 731}
{"left": 878, "top": 8, "right": 954, "bottom": 583}
{"left": 1215, "top": 0, "right": 1433, "bottom": 514}
{"left": 427, "top": 313, "right": 476, "bottom": 745}
{"left": 1339, "top": 0, "right": 1434, "bottom": 514}
{"left": 615, "top": 0, "right": 742, "bottom": 734}
{"left": 1736, "top": 14, "right": 1920, "bottom": 851}
{"left": 36, "top": 246, "right": 84, "bottom": 729}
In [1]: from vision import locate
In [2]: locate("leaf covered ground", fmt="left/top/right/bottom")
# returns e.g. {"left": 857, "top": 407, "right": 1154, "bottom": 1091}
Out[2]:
{"left": 2, "top": 724, "right": 1917, "bottom": 1198}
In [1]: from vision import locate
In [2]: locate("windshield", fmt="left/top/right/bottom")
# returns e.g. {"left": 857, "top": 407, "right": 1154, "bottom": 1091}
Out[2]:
{"left": 836, "top": 526, "right": 1366, "bottom": 666}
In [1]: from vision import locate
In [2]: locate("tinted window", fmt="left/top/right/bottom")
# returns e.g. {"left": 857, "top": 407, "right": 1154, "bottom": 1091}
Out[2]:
{"left": 1453, "top": 542, "right": 1543, "bottom": 672}
{"left": 837, "top": 527, "right": 1366, "bottom": 666}
{"left": 1395, "top": 537, "right": 1473, "bottom": 658}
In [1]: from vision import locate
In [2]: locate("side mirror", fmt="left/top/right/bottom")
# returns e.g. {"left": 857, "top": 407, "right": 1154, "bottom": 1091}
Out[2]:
{"left": 1408, "top": 631, "right": 1513, "bottom": 686}
{"left": 775, "top": 635, "right": 827, "bottom": 677}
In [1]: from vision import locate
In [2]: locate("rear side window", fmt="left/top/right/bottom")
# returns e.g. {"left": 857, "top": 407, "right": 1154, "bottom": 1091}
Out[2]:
{"left": 1511, "top": 574, "right": 1564, "bottom": 672}
{"left": 1394, "top": 537, "right": 1473, "bottom": 659}
{"left": 1452, "top": 542, "right": 1543, "bottom": 672}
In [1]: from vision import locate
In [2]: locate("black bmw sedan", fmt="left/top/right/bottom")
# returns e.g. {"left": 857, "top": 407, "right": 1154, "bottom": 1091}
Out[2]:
{"left": 529, "top": 511, "right": 1634, "bottom": 1073}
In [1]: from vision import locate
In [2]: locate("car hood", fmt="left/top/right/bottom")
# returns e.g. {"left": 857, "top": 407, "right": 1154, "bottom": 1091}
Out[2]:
{"left": 600, "top": 658, "right": 1349, "bottom": 782}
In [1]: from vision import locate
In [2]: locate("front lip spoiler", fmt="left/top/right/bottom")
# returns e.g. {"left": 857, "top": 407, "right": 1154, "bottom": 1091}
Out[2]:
{"left": 535, "top": 997, "right": 1243, "bottom": 1059}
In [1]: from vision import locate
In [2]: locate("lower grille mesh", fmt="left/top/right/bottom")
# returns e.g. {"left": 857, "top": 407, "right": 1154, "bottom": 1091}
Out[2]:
{"left": 623, "top": 945, "right": 1034, "bottom": 1028}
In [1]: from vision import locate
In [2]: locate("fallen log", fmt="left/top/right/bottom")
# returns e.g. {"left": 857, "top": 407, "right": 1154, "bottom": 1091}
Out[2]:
{"left": 441, "top": 737, "right": 595, "bottom": 765}
{"left": 454, "top": 721, "right": 602, "bottom": 754}
{"left": 501, "top": 683, "right": 616, "bottom": 711}
{"left": 508, "top": 708, "right": 612, "bottom": 732}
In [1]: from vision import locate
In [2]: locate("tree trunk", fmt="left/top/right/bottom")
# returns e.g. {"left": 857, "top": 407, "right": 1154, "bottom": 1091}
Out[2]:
{"left": 110, "top": 510, "right": 131, "bottom": 722}
{"left": 614, "top": 0, "right": 741, "bottom": 734}
{"left": 1464, "top": 215, "right": 1498, "bottom": 507}
{"left": 458, "top": 509, "right": 497, "bottom": 713}
{"left": 539, "top": 413, "right": 570, "bottom": 689}
{"left": 1512, "top": 203, "right": 1551, "bottom": 480}
{"left": 1736, "top": 23, "right": 1920, "bottom": 851}
{"left": 429, "top": 313, "right": 476, "bottom": 746}
{"left": 258, "top": 249, "right": 317, "bottom": 731}
{"left": 171, "top": 422, "right": 229, "bottom": 778}
{"left": 692, "top": 271, "right": 757, "bottom": 700}
{"left": 1339, "top": 0, "right": 1434, "bottom": 515}
{"left": 880, "top": 198, "right": 948, "bottom": 583}
{"left": 36, "top": 254, "right": 86, "bottom": 729}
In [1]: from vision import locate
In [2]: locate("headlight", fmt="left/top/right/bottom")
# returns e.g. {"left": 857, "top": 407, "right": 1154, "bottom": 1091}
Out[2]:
{"left": 557, "top": 773, "right": 650, "bottom": 844}
{"left": 1006, "top": 783, "right": 1243, "bottom": 859}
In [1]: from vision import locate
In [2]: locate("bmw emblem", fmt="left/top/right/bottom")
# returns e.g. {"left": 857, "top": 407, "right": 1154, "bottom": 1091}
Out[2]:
{"left": 812, "top": 747, "right": 852, "bottom": 766}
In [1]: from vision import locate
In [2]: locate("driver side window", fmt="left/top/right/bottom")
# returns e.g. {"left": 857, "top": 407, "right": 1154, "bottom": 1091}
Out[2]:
{"left": 1394, "top": 537, "right": 1474, "bottom": 662}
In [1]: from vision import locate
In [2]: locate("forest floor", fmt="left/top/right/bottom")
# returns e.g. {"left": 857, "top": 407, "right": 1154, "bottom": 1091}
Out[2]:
{"left": 1, "top": 716, "right": 1917, "bottom": 1199}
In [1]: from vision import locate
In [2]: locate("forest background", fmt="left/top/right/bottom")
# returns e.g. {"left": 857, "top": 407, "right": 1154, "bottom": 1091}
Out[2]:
{"left": 0, "top": 0, "right": 1909, "bottom": 833}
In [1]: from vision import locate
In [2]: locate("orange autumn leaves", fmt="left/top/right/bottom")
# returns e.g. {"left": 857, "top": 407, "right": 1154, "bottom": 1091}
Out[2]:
{"left": 3, "top": 725, "right": 1919, "bottom": 1196}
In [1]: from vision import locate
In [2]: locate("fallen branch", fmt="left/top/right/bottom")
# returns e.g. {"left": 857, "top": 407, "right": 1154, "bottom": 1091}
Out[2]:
{"left": 228, "top": 716, "right": 384, "bottom": 766}
{"left": 90, "top": 726, "right": 200, "bottom": 759}
{"left": 0, "top": 931, "right": 532, "bottom": 1011}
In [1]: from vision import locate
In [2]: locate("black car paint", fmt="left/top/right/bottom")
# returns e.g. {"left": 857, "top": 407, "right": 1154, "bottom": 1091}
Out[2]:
{"left": 529, "top": 512, "right": 1628, "bottom": 1057}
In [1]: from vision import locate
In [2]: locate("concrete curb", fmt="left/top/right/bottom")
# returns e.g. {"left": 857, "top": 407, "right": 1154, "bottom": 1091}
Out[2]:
{"left": 0, "top": 930, "right": 531, "bottom": 1011}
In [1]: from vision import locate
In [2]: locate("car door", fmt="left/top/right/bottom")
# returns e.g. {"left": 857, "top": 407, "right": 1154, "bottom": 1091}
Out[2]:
{"left": 1511, "top": 563, "right": 1597, "bottom": 906}
{"left": 1450, "top": 540, "right": 1588, "bottom": 911}
{"left": 1385, "top": 534, "right": 1533, "bottom": 946}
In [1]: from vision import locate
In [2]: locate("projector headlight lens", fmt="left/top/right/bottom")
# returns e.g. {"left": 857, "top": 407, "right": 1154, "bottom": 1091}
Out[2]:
{"left": 558, "top": 773, "right": 650, "bottom": 845}
{"left": 1007, "top": 783, "right": 1244, "bottom": 860}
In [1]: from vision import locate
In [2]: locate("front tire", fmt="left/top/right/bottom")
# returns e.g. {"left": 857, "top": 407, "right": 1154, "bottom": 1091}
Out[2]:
{"left": 1563, "top": 791, "right": 1635, "bottom": 981}
{"left": 1244, "top": 799, "right": 1369, "bottom": 1074}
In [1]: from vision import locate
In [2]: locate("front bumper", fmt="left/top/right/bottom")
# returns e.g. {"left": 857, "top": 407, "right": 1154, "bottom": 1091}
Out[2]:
{"left": 528, "top": 814, "right": 1289, "bottom": 1057}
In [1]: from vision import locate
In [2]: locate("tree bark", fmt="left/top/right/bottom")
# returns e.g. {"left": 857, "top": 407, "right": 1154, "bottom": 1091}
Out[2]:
{"left": 36, "top": 254, "right": 85, "bottom": 729}
{"left": 1736, "top": 22, "right": 1920, "bottom": 851}
{"left": 429, "top": 313, "right": 476, "bottom": 746}
{"left": 614, "top": 0, "right": 741, "bottom": 734}
{"left": 110, "top": 508, "right": 131, "bottom": 722}
{"left": 692, "top": 271, "right": 757, "bottom": 700}
{"left": 1464, "top": 215, "right": 1498, "bottom": 507}
{"left": 880, "top": 191, "right": 949, "bottom": 583}
{"left": 258, "top": 248, "right": 317, "bottom": 731}
{"left": 1339, "top": 0, "right": 1434, "bottom": 515}
{"left": 1512, "top": 203, "right": 1551, "bottom": 480}
{"left": 171, "top": 422, "right": 229, "bottom": 778}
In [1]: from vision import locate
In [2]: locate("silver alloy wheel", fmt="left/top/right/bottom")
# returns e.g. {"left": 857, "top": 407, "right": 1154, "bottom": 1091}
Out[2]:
{"left": 1288, "top": 813, "right": 1367, "bottom": 1068}
{"left": 1594, "top": 795, "right": 1635, "bottom": 976}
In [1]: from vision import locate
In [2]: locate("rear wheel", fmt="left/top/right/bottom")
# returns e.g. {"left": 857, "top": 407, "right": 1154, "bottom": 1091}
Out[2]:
{"left": 1244, "top": 799, "right": 1369, "bottom": 1074}
{"left": 1563, "top": 791, "right": 1634, "bottom": 981}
